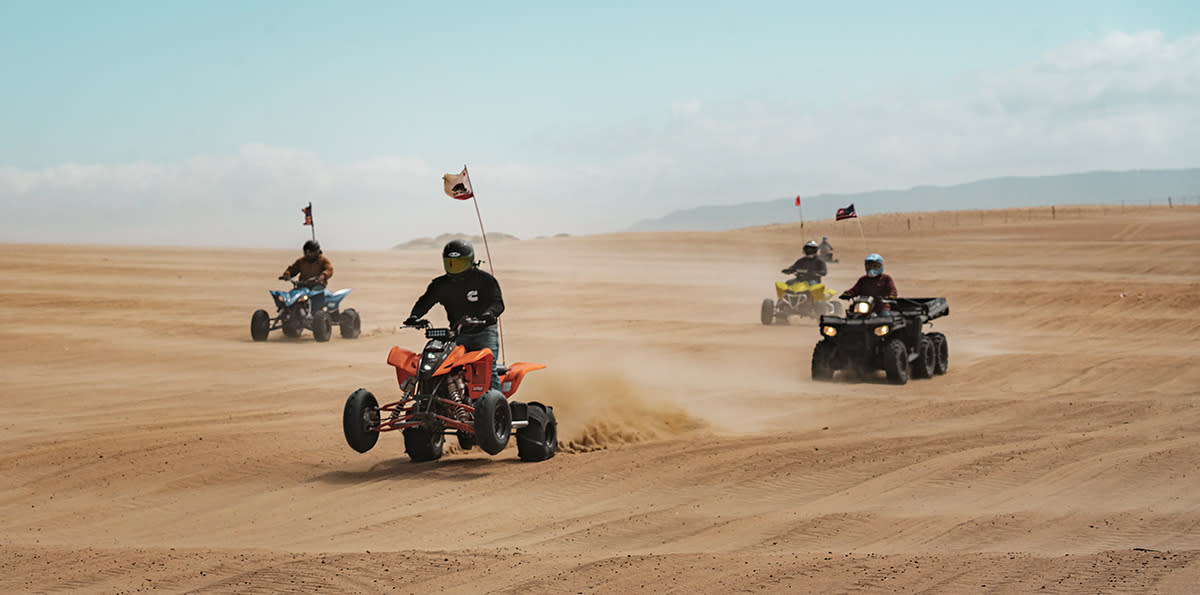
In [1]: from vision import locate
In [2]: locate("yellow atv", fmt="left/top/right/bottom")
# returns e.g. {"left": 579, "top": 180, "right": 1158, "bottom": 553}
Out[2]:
{"left": 761, "top": 278, "right": 842, "bottom": 324}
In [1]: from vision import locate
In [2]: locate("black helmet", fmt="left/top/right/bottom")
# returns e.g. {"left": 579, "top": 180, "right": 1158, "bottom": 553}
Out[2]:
{"left": 442, "top": 239, "right": 475, "bottom": 274}
{"left": 303, "top": 240, "right": 321, "bottom": 254}
{"left": 803, "top": 240, "right": 819, "bottom": 256}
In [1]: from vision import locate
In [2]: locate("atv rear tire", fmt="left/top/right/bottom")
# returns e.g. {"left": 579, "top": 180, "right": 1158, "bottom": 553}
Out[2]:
{"left": 883, "top": 339, "right": 909, "bottom": 385}
{"left": 473, "top": 390, "right": 512, "bottom": 455}
{"left": 403, "top": 427, "right": 444, "bottom": 462}
{"left": 251, "top": 310, "right": 270, "bottom": 342}
{"left": 811, "top": 340, "right": 836, "bottom": 381}
{"left": 912, "top": 335, "right": 936, "bottom": 379}
{"left": 343, "top": 388, "right": 380, "bottom": 453}
{"left": 339, "top": 308, "right": 361, "bottom": 339}
{"left": 312, "top": 311, "right": 333, "bottom": 342}
{"left": 930, "top": 332, "right": 949, "bottom": 375}
{"left": 516, "top": 402, "right": 557, "bottom": 462}
{"left": 456, "top": 430, "right": 475, "bottom": 451}
{"left": 760, "top": 299, "right": 775, "bottom": 325}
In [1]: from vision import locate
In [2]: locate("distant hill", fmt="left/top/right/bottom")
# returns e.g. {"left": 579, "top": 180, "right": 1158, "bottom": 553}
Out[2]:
{"left": 392, "top": 232, "right": 521, "bottom": 250}
{"left": 627, "top": 168, "right": 1200, "bottom": 232}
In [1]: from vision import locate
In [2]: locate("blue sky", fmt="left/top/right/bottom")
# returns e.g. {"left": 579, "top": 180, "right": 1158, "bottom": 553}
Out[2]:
{"left": 2, "top": 1, "right": 1199, "bottom": 248}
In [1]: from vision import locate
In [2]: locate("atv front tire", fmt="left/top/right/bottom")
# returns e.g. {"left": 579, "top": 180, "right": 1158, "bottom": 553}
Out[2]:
{"left": 473, "top": 390, "right": 512, "bottom": 455}
{"left": 343, "top": 388, "right": 380, "bottom": 453}
{"left": 312, "top": 311, "right": 333, "bottom": 342}
{"left": 760, "top": 299, "right": 775, "bottom": 325}
{"left": 251, "top": 310, "right": 270, "bottom": 342}
{"left": 883, "top": 339, "right": 909, "bottom": 385}
{"left": 339, "top": 308, "right": 361, "bottom": 339}
{"left": 404, "top": 427, "right": 445, "bottom": 462}
{"left": 516, "top": 402, "right": 557, "bottom": 462}
{"left": 811, "top": 340, "right": 836, "bottom": 381}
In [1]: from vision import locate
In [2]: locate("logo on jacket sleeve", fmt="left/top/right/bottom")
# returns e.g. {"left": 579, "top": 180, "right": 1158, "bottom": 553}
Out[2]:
{"left": 467, "top": 289, "right": 479, "bottom": 302}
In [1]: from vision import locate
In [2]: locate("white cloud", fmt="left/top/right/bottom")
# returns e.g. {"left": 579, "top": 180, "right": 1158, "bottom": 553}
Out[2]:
{"left": 3, "top": 30, "right": 1199, "bottom": 248}
{"left": 671, "top": 98, "right": 702, "bottom": 116}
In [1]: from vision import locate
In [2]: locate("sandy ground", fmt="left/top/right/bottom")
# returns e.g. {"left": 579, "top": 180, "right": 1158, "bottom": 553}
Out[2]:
{"left": 2, "top": 204, "right": 1199, "bottom": 593}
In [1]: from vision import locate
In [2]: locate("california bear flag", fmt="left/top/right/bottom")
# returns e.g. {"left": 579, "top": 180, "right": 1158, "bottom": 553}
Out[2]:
{"left": 442, "top": 168, "right": 474, "bottom": 200}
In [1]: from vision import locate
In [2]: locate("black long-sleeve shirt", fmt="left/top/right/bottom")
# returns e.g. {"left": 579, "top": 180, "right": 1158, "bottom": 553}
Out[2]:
{"left": 409, "top": 268, "right": 504, "bottom": 325}
{"left": 783, "top": 255, "right": 827, "bottom": 280}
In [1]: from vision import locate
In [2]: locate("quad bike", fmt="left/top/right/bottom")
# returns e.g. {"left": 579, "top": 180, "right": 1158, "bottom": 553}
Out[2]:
{"left": 250, "top": 279, "right": 361, "bottom": 342}
{"left": 342, "top": 318, "right": 557, "bottom": 463}
{"left": 761, "top": 276, "right": 843, "bottom": 324}
{"left": 810, "top": 295, "right": 949, "bottom": 385}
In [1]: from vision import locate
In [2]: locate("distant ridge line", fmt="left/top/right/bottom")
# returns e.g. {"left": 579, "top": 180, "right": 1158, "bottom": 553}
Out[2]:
{"left": 627, "top": 168, "right": 1200, "bottom": 232}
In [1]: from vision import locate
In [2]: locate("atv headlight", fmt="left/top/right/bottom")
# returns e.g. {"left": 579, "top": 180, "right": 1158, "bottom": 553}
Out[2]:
{"left": 873, "top": 325, "right": 890, "bottom": 336}
{"left": 822, "top": 326, "right": 837, "bottom": 337}
{"left": 853, "top": 301, "right": 871, "bottom": 315}
{"left": 298, "top": 294, "right": 308, "bottom": 302}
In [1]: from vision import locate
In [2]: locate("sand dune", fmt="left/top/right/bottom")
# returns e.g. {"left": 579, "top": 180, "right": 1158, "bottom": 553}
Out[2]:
{"left": 2, "top": 204, "right": 1199, "bottom": 593}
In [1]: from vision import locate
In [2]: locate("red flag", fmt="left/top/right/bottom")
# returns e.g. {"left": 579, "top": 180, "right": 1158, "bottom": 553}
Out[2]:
{"left": 301, "top": 204, "right": 313, "bottom": 226}
{"left": 794, "top": 196, "right": 801, "bottom": 207}
{"left": 442, "top": 168, "right": 474, "bottom": 200}
{"left": 835, "top": 203, "right": 856, "bottom": 221}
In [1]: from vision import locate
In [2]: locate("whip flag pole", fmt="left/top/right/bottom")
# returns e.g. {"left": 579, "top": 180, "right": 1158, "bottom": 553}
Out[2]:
{"left": 302, "top": 202, "right": 315, "bottom": 241}
{"left": 835, "top": 202, "right": 867, "bottom": 253}
{"left": 442, "top": 165, "right": 505, "bottom": 364}
{"left": 795, "top": 195, "right": 804, "bottom": 229}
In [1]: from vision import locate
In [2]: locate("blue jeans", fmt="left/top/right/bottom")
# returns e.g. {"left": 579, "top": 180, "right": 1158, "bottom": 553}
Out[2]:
{"left": 308, "top": 285, "right": 327, "bottom": 313}
{"left": 456, "top": 324, "right": 501, "bottom": 391}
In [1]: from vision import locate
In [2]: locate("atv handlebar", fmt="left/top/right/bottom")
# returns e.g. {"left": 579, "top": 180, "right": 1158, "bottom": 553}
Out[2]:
{"left": 401, "top": 316, "right": 491, "bottom": 336}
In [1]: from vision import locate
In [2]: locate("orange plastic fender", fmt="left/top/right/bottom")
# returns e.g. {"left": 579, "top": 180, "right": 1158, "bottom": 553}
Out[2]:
{"left": 387, "top": 346, "right": 419, "bottom": 387}
{"left": 500, "top": 362, "right": 546, "bottom": 398}
{"left": 436, "top": 346, "right": 496, "bottom": 400}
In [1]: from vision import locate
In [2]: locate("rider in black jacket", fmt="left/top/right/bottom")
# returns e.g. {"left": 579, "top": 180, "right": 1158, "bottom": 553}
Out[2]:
{"left": 405, "top": 239, "right": 505, "bottom": 390}
{"left": 782, "top": 240, "right": 828, "bottom": 282}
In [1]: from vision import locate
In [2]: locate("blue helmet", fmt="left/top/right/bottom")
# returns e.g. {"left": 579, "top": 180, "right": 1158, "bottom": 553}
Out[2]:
{"left": 865, "top": 253, "right": 884, "bottom": 277}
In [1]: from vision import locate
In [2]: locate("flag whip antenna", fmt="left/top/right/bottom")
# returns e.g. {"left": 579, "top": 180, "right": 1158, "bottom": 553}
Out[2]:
{"left": 308, "top": 202, "right": 316, "bottom": 242}
{"left": 462, "top": 165, "right": 505, "bottom": 366}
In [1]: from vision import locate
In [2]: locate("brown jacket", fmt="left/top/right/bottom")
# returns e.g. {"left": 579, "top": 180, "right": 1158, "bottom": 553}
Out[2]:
{"left": 282, "top": 255, "right": 333, "bottom": 283}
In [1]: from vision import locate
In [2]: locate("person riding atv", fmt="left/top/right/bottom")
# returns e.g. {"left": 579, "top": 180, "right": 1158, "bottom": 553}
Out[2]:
{"left": 404, "top": 239, "right": 505, "bottom": 390}
{"left": 818, "top": 236, "right": 837, "bottom": 263}
{"left": 783, "top": 240, "right": 828, "bottom": 282}
{"left": 762, "top": 241, "right": 839, "bottom": 324}
{"left": 840, "top": 253, "right": 897, "bottom": 314}
{"left": 280, "top": 240, "right": 333, "bottom": 311}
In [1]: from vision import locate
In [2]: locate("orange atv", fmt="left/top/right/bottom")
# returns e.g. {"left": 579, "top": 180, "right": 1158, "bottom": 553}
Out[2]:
{"left": 342, "top": 318, "right": 556, "bottom": 462}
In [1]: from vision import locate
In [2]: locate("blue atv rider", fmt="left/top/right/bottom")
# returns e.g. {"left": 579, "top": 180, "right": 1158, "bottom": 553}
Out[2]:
{"left": 280, "top": 240, "right": 333, "bottom": 311}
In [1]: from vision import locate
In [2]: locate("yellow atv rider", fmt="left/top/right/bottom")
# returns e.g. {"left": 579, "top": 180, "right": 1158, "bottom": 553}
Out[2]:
{"left": 762, "top": 241, "right": 841, "bottom": 324}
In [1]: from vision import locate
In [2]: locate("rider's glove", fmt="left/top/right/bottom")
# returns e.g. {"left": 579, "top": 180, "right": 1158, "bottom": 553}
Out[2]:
{"left": 316, "top": 274, "right": 326, "bottom": 285}
{"left": 279, "top": 274, "right": 290, "bottom": 281}
{"left": 479, "top": 313, "right": 497, "bottom": 326}
{"left": 780, "top": 268, "right": 790, "bottom": 274}
{"left": 404, "top": 315, "right": 421, "bottom": 326}
{"left": 839, "top": 292, "right": 851, "bottom": 300}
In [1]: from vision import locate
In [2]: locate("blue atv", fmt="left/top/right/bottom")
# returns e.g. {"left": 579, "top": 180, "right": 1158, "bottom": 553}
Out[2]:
{"left": 250, "top": 279, "right": 361, "bottom": 342}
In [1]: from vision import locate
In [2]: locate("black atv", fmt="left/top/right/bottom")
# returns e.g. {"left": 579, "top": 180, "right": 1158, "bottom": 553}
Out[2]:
{"left": 810, "top": 296, "right": 949, "bottom": 385}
